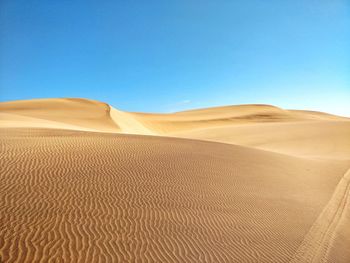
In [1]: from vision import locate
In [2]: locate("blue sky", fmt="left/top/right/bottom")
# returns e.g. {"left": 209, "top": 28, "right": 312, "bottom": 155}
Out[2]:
{"left": 1, "top": 0, "right": 349, "bottom": 115}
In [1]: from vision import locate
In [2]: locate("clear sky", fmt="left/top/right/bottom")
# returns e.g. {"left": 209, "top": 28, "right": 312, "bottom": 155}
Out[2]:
{"left": 1, "top": 0, "right": 349, "bottom": 115}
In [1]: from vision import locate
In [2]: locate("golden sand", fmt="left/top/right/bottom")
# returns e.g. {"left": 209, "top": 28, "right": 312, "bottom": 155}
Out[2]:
{"left": 1, "top": 98, "right": 349, "bottom": 262}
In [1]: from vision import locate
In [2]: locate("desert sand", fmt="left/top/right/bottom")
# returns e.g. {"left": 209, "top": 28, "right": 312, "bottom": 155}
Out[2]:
{"left": 1, "top": 98, "right": 349, "bottom": 262}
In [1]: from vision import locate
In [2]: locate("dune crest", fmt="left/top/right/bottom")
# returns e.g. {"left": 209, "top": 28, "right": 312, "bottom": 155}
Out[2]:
{"left": 109, "top": 107, "right": 154, "bottom": 135}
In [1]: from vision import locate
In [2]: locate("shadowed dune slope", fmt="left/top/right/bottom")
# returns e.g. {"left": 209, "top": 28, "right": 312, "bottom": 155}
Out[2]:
{"left": 1, "top": 128, "right": 349, "bottom": 262}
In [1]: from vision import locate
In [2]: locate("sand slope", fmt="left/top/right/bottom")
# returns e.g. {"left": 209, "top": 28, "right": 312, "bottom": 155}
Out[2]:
{"left": 1, "top": 128, "right": 349, "bottom": 262}
{"left": 291, "top": 168, "right": 350, "bottom": 263}
{"left": 0, "top": 98, "right": 120, "bottom": 133}
{"left": 133, "top": 104, "right": 349, "bottom": 134}
{"left": 1, "top": 99, "right": 348, "bottom": 134}
{"left": 1, "top": 98, "right": 349, "bottom": 158}
{"left": 1, "top": 98, "right": 350, "bottom": 262}
{"left": 173, "top": 121, "right": 350, "bottom": 159}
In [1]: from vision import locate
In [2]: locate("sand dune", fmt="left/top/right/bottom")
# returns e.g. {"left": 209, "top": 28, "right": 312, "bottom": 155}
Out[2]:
{"left": 1, "top": 128, "right": 349, "bottom": 262}
{"left": 132, "top": 104, "right": 349, "bottom": 134}
{"left": 1, "top": 98, "right": 348, "bottom": 135}
{"left": 1, "top": 98, "right": 350, "bottom": 262}
{"left": 0, "top": 98, "right": 120, "bottom": 133}
{"left": 173, "top": 121, "right": 350, "bottom": 159}
{"left": 2, "top": 98, "right": 349, "bottom": 157}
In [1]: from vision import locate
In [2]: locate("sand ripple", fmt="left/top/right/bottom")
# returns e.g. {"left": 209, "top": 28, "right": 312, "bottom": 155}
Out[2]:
{"left": 0, "top": 128, "right": 348, "bottom": 262}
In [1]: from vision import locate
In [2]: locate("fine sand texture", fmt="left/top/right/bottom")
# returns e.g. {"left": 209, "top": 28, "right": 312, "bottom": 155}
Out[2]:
{"left": 1, "top": 98, "right": 350, "bottom": 262}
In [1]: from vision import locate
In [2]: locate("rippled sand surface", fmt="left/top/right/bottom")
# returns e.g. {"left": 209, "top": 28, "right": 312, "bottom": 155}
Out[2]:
{"left": 1, "top": 98, "right": 349, "bottom": 262}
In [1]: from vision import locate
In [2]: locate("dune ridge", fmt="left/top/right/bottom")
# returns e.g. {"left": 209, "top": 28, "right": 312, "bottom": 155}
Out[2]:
{"left": 1, "top": 98, "right": 349, "bottom": 158}
{"left": 1, "top": 98, "right": 348, "bottom": 135}
{"left": 1, "top": 98, "right": 350, "bottom": 262}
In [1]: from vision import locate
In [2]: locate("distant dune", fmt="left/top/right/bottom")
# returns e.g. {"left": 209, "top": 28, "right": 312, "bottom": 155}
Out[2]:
{"left": 1, "top": 98, "right": 349, "bottom": 262}
{"left": 1, "top": 98, "right": 349, "bottom": 158}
